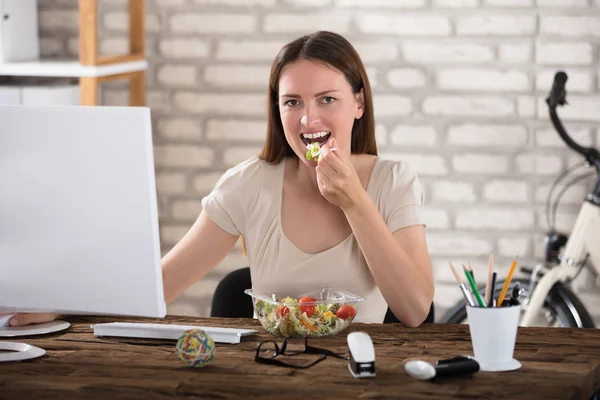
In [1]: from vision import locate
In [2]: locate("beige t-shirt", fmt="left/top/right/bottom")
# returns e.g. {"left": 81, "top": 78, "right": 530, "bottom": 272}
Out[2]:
{"left": 201, "top": 156, "right": 424, "bottom": 323}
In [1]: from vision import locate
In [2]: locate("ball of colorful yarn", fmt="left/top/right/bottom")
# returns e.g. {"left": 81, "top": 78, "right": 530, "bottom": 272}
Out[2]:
{"left": 176, "top": 329, "right": 216, "bottom": 368}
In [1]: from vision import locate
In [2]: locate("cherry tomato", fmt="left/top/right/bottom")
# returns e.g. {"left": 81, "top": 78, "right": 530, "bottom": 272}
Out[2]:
{"left": 336, "top": 305, "right": 356, "bottom": 320}
{"left": 276, "top": 305, "right": 290, "bottom": 318}
{"left": 298, "top": 296, "right": 317, "bottom": 317}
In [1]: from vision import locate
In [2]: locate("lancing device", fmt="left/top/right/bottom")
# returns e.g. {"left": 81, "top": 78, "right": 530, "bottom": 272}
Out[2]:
{"left": 347, "top": 331, "right": 375, "bottom": 378}
{"left": 404, "top": 356, "right": 480, "bottom": 381}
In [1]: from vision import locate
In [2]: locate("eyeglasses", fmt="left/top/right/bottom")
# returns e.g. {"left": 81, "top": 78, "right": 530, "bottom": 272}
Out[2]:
{"left": 255, "top": 337, "right": 349, "bottom": 369}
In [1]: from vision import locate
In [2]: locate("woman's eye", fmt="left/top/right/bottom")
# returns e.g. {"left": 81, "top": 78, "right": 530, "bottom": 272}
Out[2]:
{"left": 322, "top": 96, "right": 335, "bottom": 104}
{"left": 283, "top": 99, "right": 299, "bottom": 107}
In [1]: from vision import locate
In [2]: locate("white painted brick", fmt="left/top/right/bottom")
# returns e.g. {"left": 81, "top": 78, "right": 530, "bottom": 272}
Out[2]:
{"left": 357, "top": 14, "right": 451, "bottom": 36}
{"left": 172, "top": 200, "right": 203, "bottom": 221}
{"left": 536, "top": 42, "right": 593, "bottom": 65}
{"left": 536, "top": 70, "right": 592, "bottom": 93}
{"left": 484, "top": 0, "right": 532, "bottom": 5}
{"left": 335, "top": 0, "right": 425, "bottom": 7}
{"left": 535, "top": 183, "right": 589, "bottom": 205}
{"left": 447, "top": 124, "right": 528, "bottom": 147}
{"left": 453, "top": 154, "right": 509, "bottom": 174}
{"left": 100, "top": 38, "right": 128, "bottom": 55}
{"left": 422, "top": 208, "right": 451, "bottom": 230}
{"left": 157, "top": 118, "right": 202, "bottom": 141}
{"left": 390, "top": 125, "right": 436, "bottom": 146}
{"left": 536, "top": 96, "right": 600, "bottom": 122}
{"left": 456, "top": 208, "right": 534, "bottom": 230}
{"left": 540, "top": 16, "right": 600, "bottom": 38}
{"left": 515, "top": 153, "right": 563, "bottom": 175}
{"left": 366, "top": 68, "right": 379, "bottom": 88}
{"left": 432, "top": 181, "right": 477, "bottom": 202}
{"left": 206, "top": 120, "right": 266, "bottom": 142}
{"left": 39, "top": 10, "right": 79, "bottom": 31}
{"left": 536, "top": 209, "right": 578, "bottom": 232}
{"left": 433, "top": 282, "right": 464, "bottom": 311}
{"left": 158, "top": 39, "right": 210, "bottom": 60}
{"left": 39, "top": 38, "right": 64, "bottom": 57}
{"left": 354, "top": 43, "right": 399, "bottom": 63}
{"left": 498, "top": 43, "right": 532, "bottom": 63}
{"left": 437, "top": 68, "right": 529, "bottom": 92}
{"left": 104, "top": 12, "right": 161, "bottom": 33}
{"left": 161, "top": 225, "right": 192, "bottom": 246}
{"left": 157, "top": 65, "right": 197, "bottom": 87}
{"left": 283, "top": 0, "right": 332, "bottom": 6}
{"left": 538, "top": 0, "right": 588, "bottom": 6}
{"left": 154, "top": 145, "right": 214, "bottom": 168}
{"left": 170, "top": 14, "right": 256, "bottom": 34}
{"left": 203, "top": 65, "right": 270, "bottom": 89}
{"left": 535, "top": 126, "right": 592, "bottom": 148}
{"left": 223, "top": 147, "right": 262, "bottom": 167}
{"left": 147, "top": 91, "right": 171, "bottom": 113}
{"left": 387, "top": 68, "right": 427, "bottom": 88}
{"left": 194, "top": 172, "right": 226, "bottom": 193}
{"left": 482, "top": 180, "right": 529, "bottom": 203}
{"left": 427, "top": 233, "right": 493, "bottom": 256}
{"left": 456, "top": 16, "right": 535, "bottom": 36}
{"left": 423, "top": 96, "right": 514, "bottom": 117}
{"left": 372, "top": 95, "right": 413, "bottom": 117}
{"left": 379, "top": 153, "right": 449, "bottom": 176}
{"left": 518, "top": 96, "right": 536, "bottom": 117}
{"left": 168, "top": 277, "right": 221, "bottom": 317}
{"left": 433, "top": 0, "right": 478, "bottom": 7}
{"left": 194, "top": 0, "right": 275, "bottom": 4}
{"left": 155, "top": 0, "right": 185, "bottom": 6}
{"left": 156, "top": 173, "right": 187, "bottom": 195}
{"left": 216, "top": 40, "right": 286, "bottom": 61}
{"left": 402, "top": 41, "right": 494, "bottom": 64}
{"left": 173, "top": 93, "right": 266, "bottom": 116}
{"left": 375, "top": 124, "right": 388, "bottom": 146}
{"left": 264, "top": 13, "right": 351, "bottom": 33}
{"left": 67, "top": 38, "right": 79, "bottom": 57}
{"left": 497, "top": 236, "right": 530, "bottom": 258}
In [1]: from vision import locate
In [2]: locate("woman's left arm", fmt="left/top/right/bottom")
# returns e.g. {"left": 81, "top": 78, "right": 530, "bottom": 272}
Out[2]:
{"left": 316, "top": 140, "right": 434, "bottom": 327}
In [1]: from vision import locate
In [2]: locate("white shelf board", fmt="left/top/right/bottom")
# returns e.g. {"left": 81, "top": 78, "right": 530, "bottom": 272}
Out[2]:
{"left": 0, "top": 60, "right": 148, "bottom": 78}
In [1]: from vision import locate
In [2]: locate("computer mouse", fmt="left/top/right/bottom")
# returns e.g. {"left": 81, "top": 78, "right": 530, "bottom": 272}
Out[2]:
{"left": 0, "top": 314, "right": 15, "bottom": 328}
{"left": 404, "top": 360, "right": 436, "bottom": 380}
{"left": 347, "top": 331, "right": 375, "bottom": 378}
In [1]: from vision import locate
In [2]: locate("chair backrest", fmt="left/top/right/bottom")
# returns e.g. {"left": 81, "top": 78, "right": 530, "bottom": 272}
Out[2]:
{"left": 211, "top": 267, "right": 434, "bottom": 324}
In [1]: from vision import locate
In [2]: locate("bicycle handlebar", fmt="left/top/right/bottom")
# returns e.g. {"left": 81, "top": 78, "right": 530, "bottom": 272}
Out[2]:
{"left": 546, "top": 71, "right": 600, "bottom": 171}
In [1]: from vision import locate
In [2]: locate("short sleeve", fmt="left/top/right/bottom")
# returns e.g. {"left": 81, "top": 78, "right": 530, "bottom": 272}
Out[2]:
{"left": 201, "top": 157, "right": 262, "bottom": 236}
{"left": 379, "top": 160, "right": 425, "bottom": 233}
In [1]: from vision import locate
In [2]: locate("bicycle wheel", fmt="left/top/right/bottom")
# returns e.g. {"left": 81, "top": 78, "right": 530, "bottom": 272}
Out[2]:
{"left": 440, "top": 278, "right": 595, "bottom": 328}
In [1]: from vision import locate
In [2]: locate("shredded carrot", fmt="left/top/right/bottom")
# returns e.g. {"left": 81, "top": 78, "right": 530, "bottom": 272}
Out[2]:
{"left": 301, "top": 319, "right": 318, "bottom": 331}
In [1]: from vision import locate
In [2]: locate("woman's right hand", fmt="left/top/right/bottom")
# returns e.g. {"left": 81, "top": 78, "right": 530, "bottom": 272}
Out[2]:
{"left": 7, "top": 313, "right": 60, "bottom": 326}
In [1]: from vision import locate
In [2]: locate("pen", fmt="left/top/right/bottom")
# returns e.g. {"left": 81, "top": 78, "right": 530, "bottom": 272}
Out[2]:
{"left": 485, "top": 252, "right": 494, "bottom": 306}
{"left": 498, "top": 256, "right": 519, "bottom": 307}
{"left": 448, "top": 262, "right": 476, "bottom": 307}
{"left": 488, "top": 271, "right": 497, "bottom": 307}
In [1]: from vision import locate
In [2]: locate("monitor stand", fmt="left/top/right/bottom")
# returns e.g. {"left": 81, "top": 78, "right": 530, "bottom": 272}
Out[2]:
{"left": 0, "top": 320, "right": 70, "bottom": 338}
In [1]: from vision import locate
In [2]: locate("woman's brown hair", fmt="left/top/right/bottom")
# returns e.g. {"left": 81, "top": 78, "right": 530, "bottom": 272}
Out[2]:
{"left": 259, "top": 30, "right": 377, "bottom": 163}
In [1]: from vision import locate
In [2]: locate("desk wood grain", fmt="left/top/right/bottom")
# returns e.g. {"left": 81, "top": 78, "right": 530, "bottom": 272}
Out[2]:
{"left": 0, "top": 316, "right": 599, "bottom": 400}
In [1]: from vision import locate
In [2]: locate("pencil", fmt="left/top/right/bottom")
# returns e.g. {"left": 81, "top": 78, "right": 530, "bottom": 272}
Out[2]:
{"left": 449, "top": 262, "right": 476, "bottom": 307}
{"left": 485, "top": 251, "right": 494, "bottom": 306}
{"left": 497, "top": 256, "right": 519, "bottom": 307}
{"left": 463, "top": 264, "right": 486, "bottom": 307}
{"left": 467, "top": 260, "right": 475, "bottom": 281}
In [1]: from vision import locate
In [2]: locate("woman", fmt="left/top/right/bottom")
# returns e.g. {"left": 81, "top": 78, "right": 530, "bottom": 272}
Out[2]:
{"left": 10, "top": 31, "right": 433, "bottom": 328}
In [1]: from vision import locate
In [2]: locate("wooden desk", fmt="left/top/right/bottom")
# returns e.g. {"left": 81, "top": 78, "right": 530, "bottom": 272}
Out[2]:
{"left": 1, "top": 316, "right": 599, "bottom": 399}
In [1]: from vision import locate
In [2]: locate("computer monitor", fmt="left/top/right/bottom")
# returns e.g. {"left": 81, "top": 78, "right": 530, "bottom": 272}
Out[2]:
{"left": 0, "top": 105, "right": 166, "bottom": 318}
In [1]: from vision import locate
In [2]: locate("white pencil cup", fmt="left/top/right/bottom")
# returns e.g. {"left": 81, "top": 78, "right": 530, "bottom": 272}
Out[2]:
{"left": 466, "top": 305, "right": 522, "bottom": 372}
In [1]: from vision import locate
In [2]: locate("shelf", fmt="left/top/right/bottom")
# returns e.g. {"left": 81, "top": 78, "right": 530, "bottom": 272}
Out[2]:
{"left": 0, "top": 60, "right": 148, "bottom": 78}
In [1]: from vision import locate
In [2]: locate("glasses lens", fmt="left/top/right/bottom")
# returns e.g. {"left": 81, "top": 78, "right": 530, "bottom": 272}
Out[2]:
{"left": 282, "top": 337, "right": 306, "bottom": 355}
{"left": 257, "top": 341, "right": 278, "bottom": 359}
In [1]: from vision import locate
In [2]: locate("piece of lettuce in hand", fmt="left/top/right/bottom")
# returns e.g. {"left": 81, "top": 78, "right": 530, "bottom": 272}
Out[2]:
{"left": 305, "top": 142, "right": 322, "bottom": 161}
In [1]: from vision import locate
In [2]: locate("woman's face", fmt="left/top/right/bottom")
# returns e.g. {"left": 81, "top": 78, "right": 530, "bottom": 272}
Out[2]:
{"left": 278, "top": 59, "right": 364, "bottom": 166}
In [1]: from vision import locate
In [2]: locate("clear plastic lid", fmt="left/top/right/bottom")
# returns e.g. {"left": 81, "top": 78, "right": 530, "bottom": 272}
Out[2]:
{"left": 245, "top": 285, "right": 365, "bottom": 306}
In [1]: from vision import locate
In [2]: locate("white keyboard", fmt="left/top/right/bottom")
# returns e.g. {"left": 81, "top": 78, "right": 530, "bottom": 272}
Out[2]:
{"left": 92, "top": 322, "right": 259, "bottom": 344}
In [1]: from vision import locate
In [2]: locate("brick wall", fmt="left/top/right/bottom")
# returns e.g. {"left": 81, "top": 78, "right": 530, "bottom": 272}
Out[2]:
{"left": 35, "top": 0, "right": 600, "bottom": 324}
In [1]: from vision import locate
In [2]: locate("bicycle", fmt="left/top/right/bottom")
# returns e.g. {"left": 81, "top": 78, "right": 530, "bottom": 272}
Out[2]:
{"left": 440, "top": 71, "right": 600, "bottom": 328}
